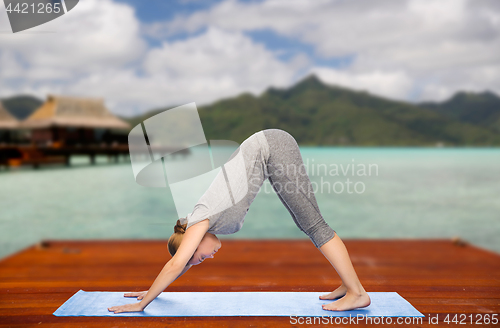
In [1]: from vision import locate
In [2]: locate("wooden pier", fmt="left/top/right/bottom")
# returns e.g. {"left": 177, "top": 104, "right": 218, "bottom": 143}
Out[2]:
{"left": 0, "top": 145, "right": 190, "bottom": 168}
{"left": 0, "top": 239, "right": 499, "bottom": 327}
{"left": 0, "top": 145, "right": 129, "bottom": 168}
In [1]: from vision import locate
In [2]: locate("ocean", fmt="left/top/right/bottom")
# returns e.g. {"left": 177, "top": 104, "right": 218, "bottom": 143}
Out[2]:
{"left": 0, "top": 147, "right": 499, "bottom": 260}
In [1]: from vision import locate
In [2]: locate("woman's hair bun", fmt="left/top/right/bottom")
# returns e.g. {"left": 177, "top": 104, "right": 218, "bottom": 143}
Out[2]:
{"left": 174, "top": 219, "right": 187, "bottom": 234}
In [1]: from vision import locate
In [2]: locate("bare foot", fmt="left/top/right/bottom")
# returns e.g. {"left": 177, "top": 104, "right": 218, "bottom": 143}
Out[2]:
{"left": 319, "top": 284, "right": 347, "bottom": 300}
{"left": 322, "top": 291, "right": 371, "bottom": 311}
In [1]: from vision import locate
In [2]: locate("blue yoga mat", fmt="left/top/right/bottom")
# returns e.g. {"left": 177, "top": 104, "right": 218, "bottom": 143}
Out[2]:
{"left": 53, "top": 290, "right": 423, "bottom": 317}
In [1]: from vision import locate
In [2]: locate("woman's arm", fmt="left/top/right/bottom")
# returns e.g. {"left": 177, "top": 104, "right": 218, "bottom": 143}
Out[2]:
{"left": 108, "top": 220, "right": 209, "bottom": 314}
{"left": 123, "top": 265, "right": 192, "bottom": 301}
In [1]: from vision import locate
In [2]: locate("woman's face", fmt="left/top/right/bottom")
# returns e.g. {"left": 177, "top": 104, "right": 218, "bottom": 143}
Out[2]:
{"left": 188, "top": 232, "right": 221, "bottom": 265}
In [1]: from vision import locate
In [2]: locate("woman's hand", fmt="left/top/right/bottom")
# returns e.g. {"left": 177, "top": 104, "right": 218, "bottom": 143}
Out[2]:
{"left": 124, "top": 291, "right": 148, "bottom": 300}
{"left": 107, "top": 301, "right": 144, "bottom": 314}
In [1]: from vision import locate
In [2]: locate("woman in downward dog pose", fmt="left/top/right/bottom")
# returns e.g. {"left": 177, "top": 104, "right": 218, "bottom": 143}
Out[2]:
{"left": 108, "top": 129, "right": 370, "bottom": 313}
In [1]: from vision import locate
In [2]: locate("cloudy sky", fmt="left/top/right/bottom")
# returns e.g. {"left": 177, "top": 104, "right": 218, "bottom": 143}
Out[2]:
{"left": 0, "top": 0, "right": 499, "bottom": 116}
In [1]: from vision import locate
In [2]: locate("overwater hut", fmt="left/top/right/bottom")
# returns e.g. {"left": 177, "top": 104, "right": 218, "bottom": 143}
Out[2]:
{"left": 0, "top": 102, "right": 20, "bottom": 144}
{"left": 22, "top": 95, "right": 130, "bottom": 146}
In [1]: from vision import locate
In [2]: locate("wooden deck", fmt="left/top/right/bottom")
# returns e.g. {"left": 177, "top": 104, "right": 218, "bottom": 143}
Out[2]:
{"left": 0, "top": 239, "right": 499, "bottom": 327}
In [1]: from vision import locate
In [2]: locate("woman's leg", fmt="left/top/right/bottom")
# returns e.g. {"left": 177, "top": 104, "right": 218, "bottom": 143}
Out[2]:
{"left": 318, "top": 237, "right": 371, "bottom": 310}
{"left": 263, "top": 129, "right": 370, "bottom": 311}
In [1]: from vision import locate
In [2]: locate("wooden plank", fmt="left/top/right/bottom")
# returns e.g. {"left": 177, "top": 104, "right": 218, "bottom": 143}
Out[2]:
{"left": 0, "top": 239, "right": 499, "bottom": 327}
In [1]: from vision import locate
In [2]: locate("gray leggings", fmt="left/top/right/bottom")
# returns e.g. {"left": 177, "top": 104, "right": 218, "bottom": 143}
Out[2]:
{"left": 263, "top": 129, "right": 336, "bottom": 248}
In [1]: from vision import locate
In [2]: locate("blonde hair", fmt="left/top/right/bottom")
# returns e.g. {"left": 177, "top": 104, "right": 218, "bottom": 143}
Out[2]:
{"left": 168, "top": 219, "right": 187, "bottom": 256}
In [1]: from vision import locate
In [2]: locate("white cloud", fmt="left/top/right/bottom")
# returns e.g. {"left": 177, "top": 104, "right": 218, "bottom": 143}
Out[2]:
{"left": 143, "top": 27, "right": 294, "bottom": 92}
{"left": 0, "top": 0, "right": 146, "bottom": 76}
{"left": 0, "top": 26, "right": 297, "bottom": 116}
{"left": 130, "top": 27, "right": 298, "bottom": 114}
{"left": 311, "top": 67, "right": 413, "bottom": 100}
{"left": 71, "top": 27, "right": 298, "bottom": 115}
{"left": 154, "top": 0, "right": 500, "bottom": 101}
{"left": 0, "top": 0, "right": 150, "bottom": 112}
{"left": 0, "top": 1, "right": 302, "bottom": 115}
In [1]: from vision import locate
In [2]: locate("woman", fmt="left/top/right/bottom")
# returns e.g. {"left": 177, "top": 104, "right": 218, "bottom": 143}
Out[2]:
{"left": 108, "top": 129, "right": 370, "bottom": 314}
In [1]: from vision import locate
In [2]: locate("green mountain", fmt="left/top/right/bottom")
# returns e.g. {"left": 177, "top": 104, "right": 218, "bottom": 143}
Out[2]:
{"left": 419, "top": 91, "right": 500, "bottom": 133}
{"left": 0, "top": 95, "right": 43, "bottom": 120}
{"left": 2, "top": 76, "right": 500, "bottom": 146}
{"left": 136, "top": 75, "right": 500, "bottom": 146}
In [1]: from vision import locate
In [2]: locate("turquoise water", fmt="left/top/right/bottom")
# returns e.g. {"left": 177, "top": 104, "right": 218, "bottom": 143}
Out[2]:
{"left": 1, "top": 147, "right": 499, "bottom": 260}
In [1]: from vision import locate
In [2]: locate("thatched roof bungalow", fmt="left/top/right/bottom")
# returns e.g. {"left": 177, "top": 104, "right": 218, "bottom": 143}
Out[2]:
{"left": 23, "top": 95, "right": 130, "bottom": 146}
{"left": 23, "top": 95, "right": 129, "bottom": 129}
